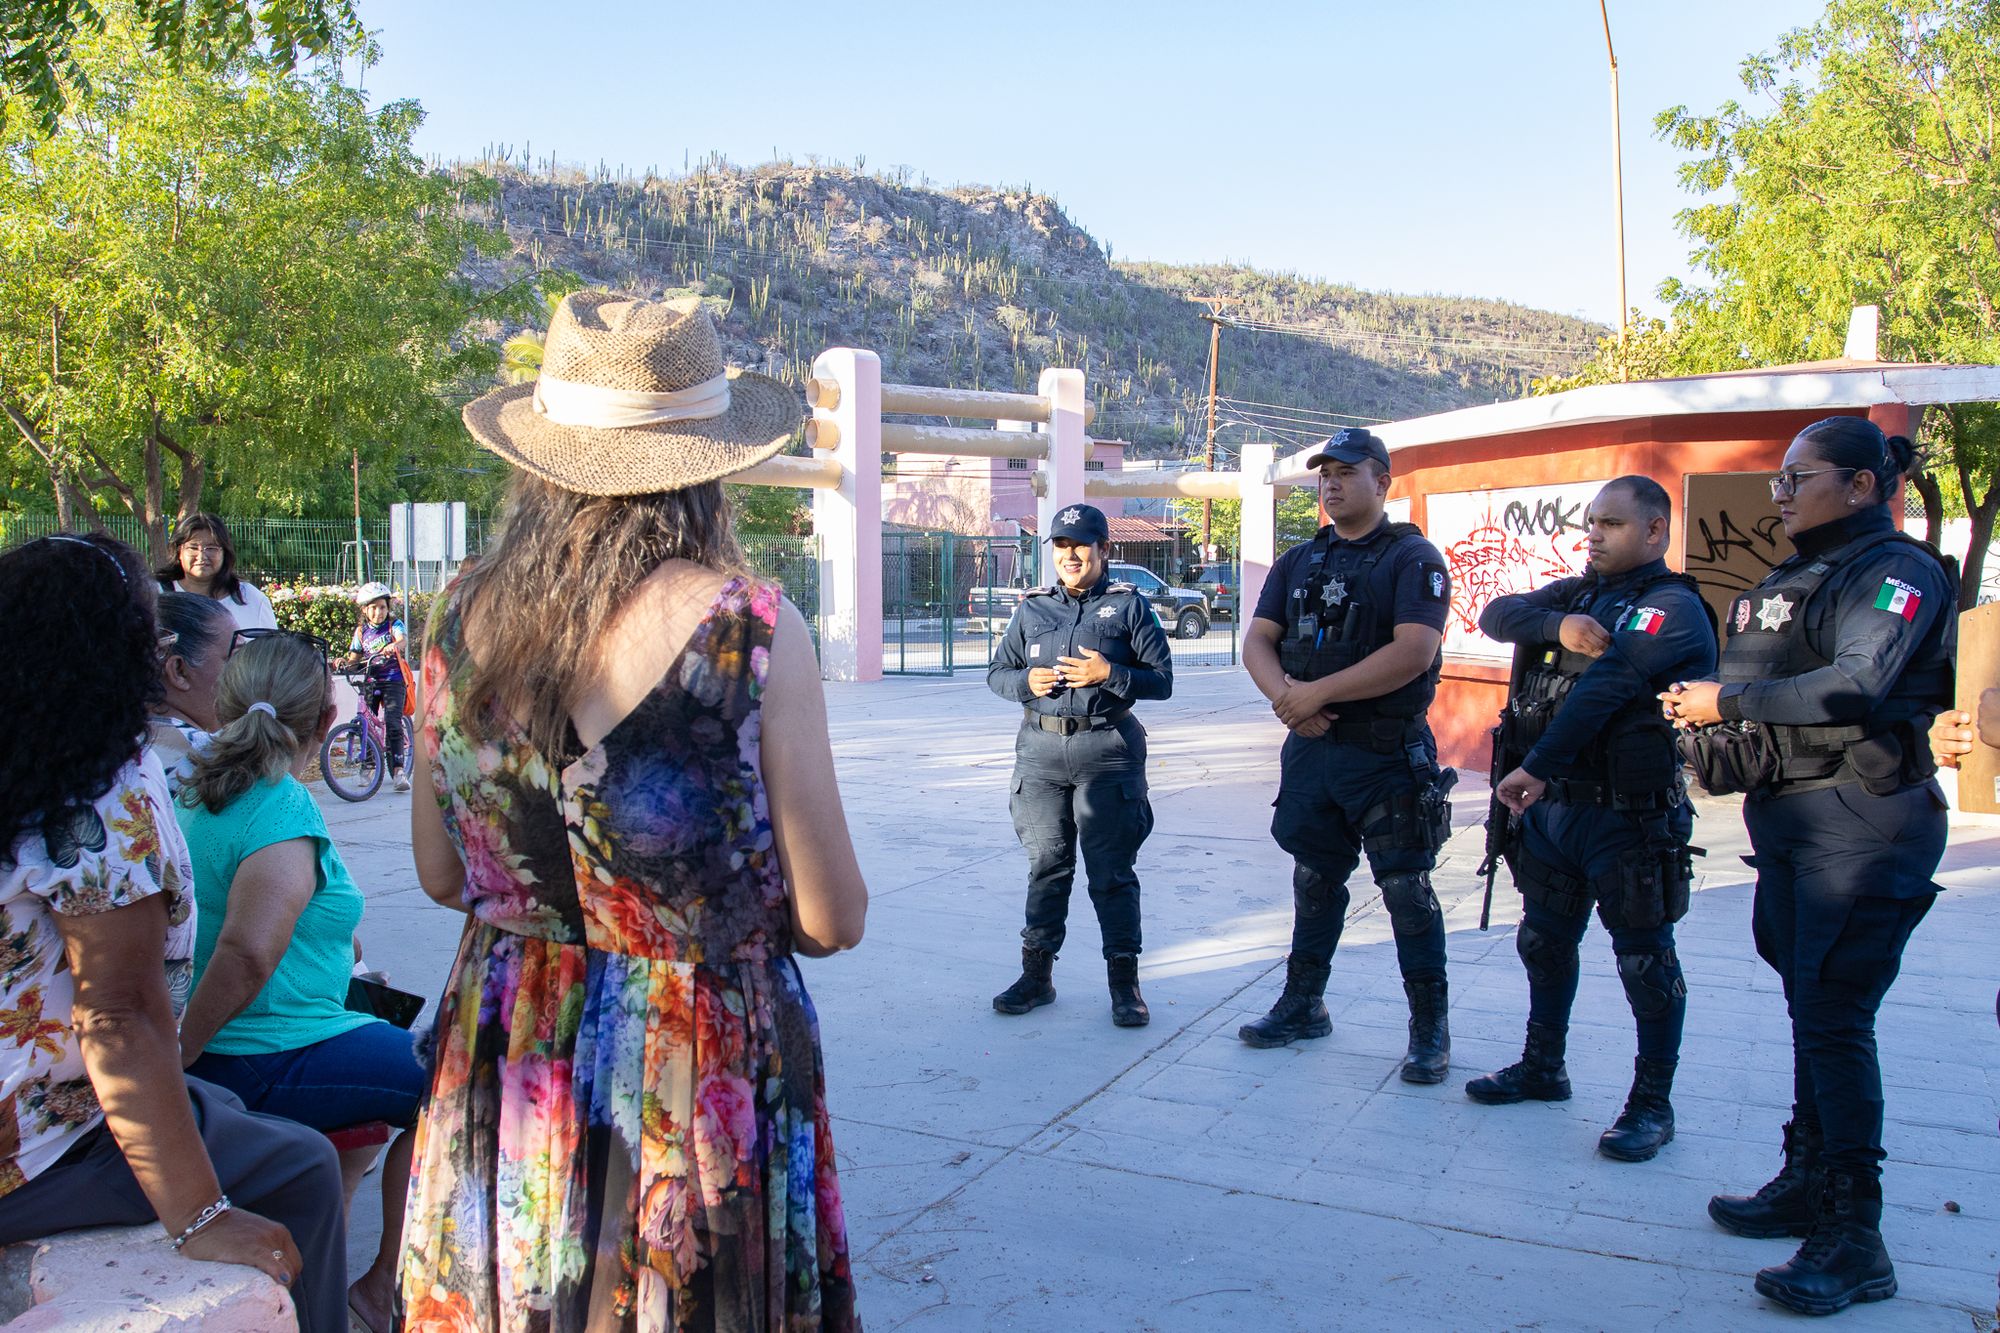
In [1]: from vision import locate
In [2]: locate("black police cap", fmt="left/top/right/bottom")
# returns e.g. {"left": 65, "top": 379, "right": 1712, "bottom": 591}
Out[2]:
{"left": 1047, "top": 504, "right": 1110, "bottom": 544}
{"left": 1305, "top": 428, "right": 1391, "bottom": 472}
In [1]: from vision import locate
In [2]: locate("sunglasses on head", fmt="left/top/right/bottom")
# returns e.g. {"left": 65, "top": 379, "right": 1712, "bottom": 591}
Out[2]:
{"left": 229, "top": 627, "right": 334, "bottom": 661}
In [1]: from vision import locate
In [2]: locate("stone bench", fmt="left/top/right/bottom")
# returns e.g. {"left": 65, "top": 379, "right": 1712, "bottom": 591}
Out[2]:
{"left": 0, "top": 1225, "right": 295, "bottom": 1331}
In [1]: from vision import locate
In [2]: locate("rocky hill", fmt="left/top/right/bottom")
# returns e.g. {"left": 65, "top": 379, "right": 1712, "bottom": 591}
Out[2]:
{"left": 455, "top": 158, "right": 1603, "bottom": 458}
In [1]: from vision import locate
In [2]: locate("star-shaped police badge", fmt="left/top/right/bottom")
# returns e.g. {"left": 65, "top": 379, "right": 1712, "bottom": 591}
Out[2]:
{"left": 1756, "top": 596, "right": 1794, "bottom": 631}
{"left": 1096, "top": 605, "right": 1117, "bottom": 618}
{"left": 1322, "top": 576, "right": 1349, "bottom": 608}
{"left": 1059, "top": 507, "right": 1082, "bottom": 524}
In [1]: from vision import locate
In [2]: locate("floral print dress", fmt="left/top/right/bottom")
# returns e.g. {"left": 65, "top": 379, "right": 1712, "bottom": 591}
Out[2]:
{"left": 402, "top": 576, "right": 860, "bottom": 1333}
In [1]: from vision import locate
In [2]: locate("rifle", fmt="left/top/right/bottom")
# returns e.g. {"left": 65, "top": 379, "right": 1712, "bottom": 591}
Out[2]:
{"left": 1474, "top": 642, "right": 1535, "bottom": 931}
{"left": 1474, "top": 725, "right": 1514, "bottom": 931}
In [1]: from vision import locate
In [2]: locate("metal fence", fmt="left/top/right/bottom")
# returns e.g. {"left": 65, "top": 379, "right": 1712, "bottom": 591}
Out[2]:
{"left": 741, "top": 534, "right": 820, "bottom": 646}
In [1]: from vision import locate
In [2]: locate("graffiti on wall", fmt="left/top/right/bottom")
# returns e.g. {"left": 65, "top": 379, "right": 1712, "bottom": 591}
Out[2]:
{"left": 1425, "top": 482, "right": 1600, "bottom": 661}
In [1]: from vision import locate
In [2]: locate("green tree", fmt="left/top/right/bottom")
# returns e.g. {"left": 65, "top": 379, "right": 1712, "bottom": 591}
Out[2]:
{"left": 2, "top": 0, "right": 359, "bottom": 134}
{"left": 1530, "top": 313, "right": 1712, "bottom": 394}
{"left": 0, "top": 16, "right": 524, "bottom": 561}
{"left": 1657, "top": 0, "right": 2000, "bottom": 604}
{"left": 1170, "top": 486, "right": 1323, "bottom": 554}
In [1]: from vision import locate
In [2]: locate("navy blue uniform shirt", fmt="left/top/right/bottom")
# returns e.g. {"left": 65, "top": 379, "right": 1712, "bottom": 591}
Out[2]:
{"left": 1717, "top": 507, "right": 1953, "bottom": 730}
{"left": 1252, "top": 519, "right": 1453, "bottom": 636}
{"left": 989, "top": 575, "right": 1174, "bottom": 717}
{"left": 1480, "top": 557, "right": 1718, "bottom": 780}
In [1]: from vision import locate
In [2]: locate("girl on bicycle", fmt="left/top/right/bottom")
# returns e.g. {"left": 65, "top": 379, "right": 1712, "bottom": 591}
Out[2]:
{"left": 338, "top": 584, "right": 409, "bottom": 792}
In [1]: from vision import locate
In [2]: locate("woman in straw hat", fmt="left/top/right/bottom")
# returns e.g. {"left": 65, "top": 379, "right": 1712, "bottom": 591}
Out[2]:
{"left": 400, "top": 292, "right": 867, "bottom": 1331}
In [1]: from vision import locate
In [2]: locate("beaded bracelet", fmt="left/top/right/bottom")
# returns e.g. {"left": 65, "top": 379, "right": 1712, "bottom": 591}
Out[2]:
{"left": 169, "top": 1196, "right": 232, "bottom": 1250}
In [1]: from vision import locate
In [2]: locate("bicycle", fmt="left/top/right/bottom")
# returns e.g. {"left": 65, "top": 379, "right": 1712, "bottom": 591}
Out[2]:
{"left": 321, "top": 650, "right": 408, "bottom": 803}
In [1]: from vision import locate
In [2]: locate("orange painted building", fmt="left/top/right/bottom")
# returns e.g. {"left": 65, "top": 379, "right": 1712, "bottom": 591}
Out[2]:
{"left": 1270, "top": 355, "right": 2000, "bottom": 772}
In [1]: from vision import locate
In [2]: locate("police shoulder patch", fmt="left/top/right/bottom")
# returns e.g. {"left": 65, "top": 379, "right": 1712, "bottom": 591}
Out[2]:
{"left": 1623, "top": 606, "right": 1667, "bottom": 635}
{"left": 1417, "top": 561, "right": 1448, "bottom": 601}
{"left": 1106, "top": 581, "right": 1138, "bottom": 594}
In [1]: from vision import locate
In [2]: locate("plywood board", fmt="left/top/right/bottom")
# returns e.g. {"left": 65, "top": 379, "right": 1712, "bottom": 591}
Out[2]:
{"left": 1682, "top": 472, "right": 1794, "bottom": 632}
{"left": 1954, "top": 601, "right": 2000, "bottom": 814}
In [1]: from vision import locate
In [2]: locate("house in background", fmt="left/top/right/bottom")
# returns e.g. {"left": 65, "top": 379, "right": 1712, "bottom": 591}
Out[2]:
{"left": 881, "top": 437, "right": 1131, "bottom": 535}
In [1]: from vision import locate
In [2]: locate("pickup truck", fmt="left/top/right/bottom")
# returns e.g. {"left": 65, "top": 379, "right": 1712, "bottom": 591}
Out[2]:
{"left": 963, "top": 563, "right": 1212, "bottom": 639}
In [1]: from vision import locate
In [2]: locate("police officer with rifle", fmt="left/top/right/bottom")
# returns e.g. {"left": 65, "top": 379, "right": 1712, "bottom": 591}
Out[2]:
{"left": 1240, "top": 429, "right": 1458, "bottom": 1084}
{"left": 1666, "top": 418, "right": 1953, "bottom": 1317}
{"left": 1465, "top": 476, "right": 1715, "bottom": 1165}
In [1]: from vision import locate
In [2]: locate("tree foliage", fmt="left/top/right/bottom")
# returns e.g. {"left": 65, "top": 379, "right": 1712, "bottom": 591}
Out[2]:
{"left": 1, "top": 0, "right": 359, "bottom": 135}
{"left": 0, "top": 15, "right": 523, "bottom": 560}
{"left": 1654, "top": 0, "right": 2000, "bottom": 604}
{"left": 1169, "top": 487, "right": 1323, "bottom": 555}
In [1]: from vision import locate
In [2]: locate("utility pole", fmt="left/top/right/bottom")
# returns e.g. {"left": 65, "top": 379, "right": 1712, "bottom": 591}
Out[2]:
{"left": 1192, "top": 296, "right": 1240, "bottom": 557}
{"left": 1599, "top": 0, "right": 1630, "bottom": 380}
{"left": 352, "top": 448, "right": 365, "bottom": 584}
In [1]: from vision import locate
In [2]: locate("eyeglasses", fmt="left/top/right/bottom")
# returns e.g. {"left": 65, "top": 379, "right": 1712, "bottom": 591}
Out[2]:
{"left": 155, "top": 630, "right": 180, "bottom": 661}
{"left": 231, "top": 627, "right": 334, "bottom": 661}
{"left": 179, "top": 543, "right": 225, "bottom": 559}
{"left": 1768, "top": 467, "right": 1856, "bottom": 500}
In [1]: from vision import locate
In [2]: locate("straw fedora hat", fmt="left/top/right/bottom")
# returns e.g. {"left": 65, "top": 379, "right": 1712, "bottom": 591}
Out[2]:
{"left": 463, "top": 291, "right": 799, "bottom": 495}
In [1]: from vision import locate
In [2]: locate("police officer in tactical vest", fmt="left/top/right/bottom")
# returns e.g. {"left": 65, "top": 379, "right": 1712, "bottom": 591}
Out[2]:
{"left": 1466, "top": 476, "right": 1716, "bottom": 1162}
{"left": 1666, "top": 417, "right": 1953, "bottom": 1317}
{"left": 987, "top": 503, "right": 1174, "bottom": 1027}
{"left": 1240, "top": 429, "right": 1458, "bottom": 1082}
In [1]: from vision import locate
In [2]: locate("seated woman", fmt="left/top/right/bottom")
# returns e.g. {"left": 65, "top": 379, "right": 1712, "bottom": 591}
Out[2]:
{"left": 174, "top": 631, "right": 426, "bottom": 1333}
{"left": 0, "top": 533, "right": 345, "bottom": 1333}
{"left": 148, "top": 591, "right": 239, "bottom": 798}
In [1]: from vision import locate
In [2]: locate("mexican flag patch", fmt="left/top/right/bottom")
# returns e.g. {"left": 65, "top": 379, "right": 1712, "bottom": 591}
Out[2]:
{"left": 1624, "top": 606, "right": 1666, "bottom": 635}
{"left": 1873, "top": 578, "right": 1922, "bottom": 621}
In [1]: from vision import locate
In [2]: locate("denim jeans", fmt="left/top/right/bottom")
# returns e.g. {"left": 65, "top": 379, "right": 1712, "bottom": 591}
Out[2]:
{"left": 188, "top": 1018, "right": 427, "bottom": 1131}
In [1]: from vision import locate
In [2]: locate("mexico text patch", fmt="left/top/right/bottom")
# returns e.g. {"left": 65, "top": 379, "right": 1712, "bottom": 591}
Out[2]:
{"left": 1873, "top": 577, "right": 1922, "bottom": 621}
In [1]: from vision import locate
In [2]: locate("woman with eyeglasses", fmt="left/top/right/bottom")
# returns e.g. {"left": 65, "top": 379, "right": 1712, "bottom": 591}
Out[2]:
{"left": 155, "top": 513, "right": 278, "bottom": 632}
{"left": 148, "top": 592, "right": 241, "bottom": 799}
{"left": 173, "top": 632, "right": 427, "bottom": 1333}
{"left": 1662, "top": 416, "right": 1954, "bottom": 1317}
{"left": 0, "top": 534, "right": 346, "bottom": 1330}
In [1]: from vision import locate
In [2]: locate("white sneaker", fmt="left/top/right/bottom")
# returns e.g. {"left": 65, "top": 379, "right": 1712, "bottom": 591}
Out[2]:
{"left": 392, "top": 773, "right": 412, "bottom": 792}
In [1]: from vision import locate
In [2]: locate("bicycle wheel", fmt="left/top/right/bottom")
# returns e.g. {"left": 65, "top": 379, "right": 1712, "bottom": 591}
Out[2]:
{"left": 321, "top": 719, "right": 385, "bottom": 802}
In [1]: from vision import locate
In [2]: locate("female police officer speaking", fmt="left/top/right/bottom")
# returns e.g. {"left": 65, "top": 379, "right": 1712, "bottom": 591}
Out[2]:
{"left": 1666, "top": 417, "right": 1953, "bottom": 1317}
{"left": 987, "top": 504, "right": 1173, "bottom": 1026}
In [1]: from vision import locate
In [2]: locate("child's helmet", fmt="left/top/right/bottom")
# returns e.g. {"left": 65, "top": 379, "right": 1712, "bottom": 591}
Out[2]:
{"left": 355, "top": 581, "right": 393, "bottom": 606}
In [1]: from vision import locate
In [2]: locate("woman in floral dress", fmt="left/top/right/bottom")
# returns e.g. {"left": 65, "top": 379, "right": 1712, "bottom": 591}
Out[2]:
{"left": 402, "top": 292, "right": 869, "bottom": 1332}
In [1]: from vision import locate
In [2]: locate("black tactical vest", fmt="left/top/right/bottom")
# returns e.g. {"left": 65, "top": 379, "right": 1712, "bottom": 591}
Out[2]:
{"left": 1502, "top": 570, "right": 1702, "bottom": 801}
{"left": 1278, "top": 521, "right": 1441, "bottom": 721}
{"left": 1718, "top": 528, "right": 1954, "bottom": 786}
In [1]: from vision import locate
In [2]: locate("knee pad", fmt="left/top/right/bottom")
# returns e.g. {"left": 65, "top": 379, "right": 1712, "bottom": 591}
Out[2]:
{"left": 1616, "top": 949, "right": 1686, "bottom": 1020}
{"left": 1377, "top": 870, "right": 1440, "bottom": 937}
{"left": 1293, "top": 864, "right": 1351, "bottom": 920}
{"left": 1516, "top": 921, "right": 1578, "bottom": 988}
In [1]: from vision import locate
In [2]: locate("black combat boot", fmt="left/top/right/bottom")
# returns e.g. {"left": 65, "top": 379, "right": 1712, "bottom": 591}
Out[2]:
{"left": 992, "top": 946, "right": 1055, "bottom": 1014}
{"left": 1753, "top": 1171, "right": 1897, "bottom": 1315}
{"left": 1709, "top": 1118, "right": 1823, "bottom": 1239}
{"left": 1597, "top": 1056, "right": 1676, "bottom": 1162}
{"left": 1238, "top": 954, "right": 1333, "bottom": 1048}
{"left": 1464, "top": 1021, "right": 1572, "bottom": 1104}
{"left": 1399, "top": 976, "right": 1450, "bottom": 1084}
{"left": 1106, "top": 954, "right": 1149, "bottom": 1027}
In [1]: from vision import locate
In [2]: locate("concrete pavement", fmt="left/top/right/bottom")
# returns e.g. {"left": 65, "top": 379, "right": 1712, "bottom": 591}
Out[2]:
{"left": 328, "top": 666, "right": 2000, "bottom": 1331}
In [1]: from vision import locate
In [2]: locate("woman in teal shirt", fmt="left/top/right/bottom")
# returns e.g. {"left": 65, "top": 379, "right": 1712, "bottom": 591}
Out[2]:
{"left": 176, "top": 632, "right": 423, "bottom": 1333}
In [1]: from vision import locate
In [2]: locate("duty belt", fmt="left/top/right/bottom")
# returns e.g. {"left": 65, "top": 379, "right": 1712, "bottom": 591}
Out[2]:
{"left": 1027, "top": 709, "right": 1129, "bottom": 735}
{"left": 1544, "top": 777, "right": 1678, "bottom": 812}
{"left": 1327, "top": 717, "right": 1421, "bottom": 751}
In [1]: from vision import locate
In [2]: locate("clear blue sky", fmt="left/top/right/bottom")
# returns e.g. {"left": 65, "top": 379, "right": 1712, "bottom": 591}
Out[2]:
{"left": 355, "top": 0, "right": 1828, "bottom": 326}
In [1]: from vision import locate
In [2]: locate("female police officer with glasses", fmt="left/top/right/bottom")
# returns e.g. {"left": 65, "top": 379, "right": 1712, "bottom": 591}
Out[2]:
{"left": 987, "top": 504, "right": 1173, "bottom": 1027}
{"left": 1665, "top": 416, "right": 1952, "bottom": 1317}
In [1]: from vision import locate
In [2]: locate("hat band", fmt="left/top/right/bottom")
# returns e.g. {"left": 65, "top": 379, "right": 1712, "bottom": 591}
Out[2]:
{"left": 531, "top": 371, "right": 731, "bottom": 429}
